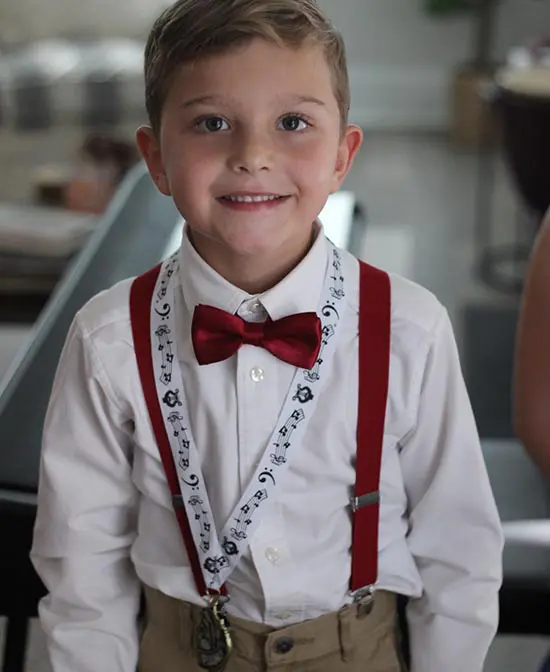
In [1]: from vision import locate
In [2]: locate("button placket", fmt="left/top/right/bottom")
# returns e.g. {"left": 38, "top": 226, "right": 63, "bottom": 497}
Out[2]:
{"left": 251, "top": 513, "right": 305, "bottom": 622}
{"left": 235, "top": 347, "right": 277, "bottom": 495}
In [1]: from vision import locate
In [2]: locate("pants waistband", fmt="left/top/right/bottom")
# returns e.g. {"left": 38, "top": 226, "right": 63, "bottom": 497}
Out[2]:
{"left": 143, "top": 586, "right": 398, "bottom": 667}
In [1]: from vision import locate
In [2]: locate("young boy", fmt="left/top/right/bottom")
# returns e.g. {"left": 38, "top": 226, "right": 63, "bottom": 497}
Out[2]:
{"left": 31, "top": 1, "right": 503, "bottom": 671}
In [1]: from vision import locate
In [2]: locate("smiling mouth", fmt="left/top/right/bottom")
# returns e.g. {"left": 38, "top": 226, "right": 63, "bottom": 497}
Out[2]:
{"left": 219, "top": 194, "right": 289, "bottom": 203}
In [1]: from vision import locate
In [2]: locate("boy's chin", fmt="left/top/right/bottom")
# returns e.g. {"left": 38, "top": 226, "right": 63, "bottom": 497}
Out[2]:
{"left": 216, "top": 236, "right": 285, "bottom": 260}
{"left": 196, "top": 229, "right": 302, "bottom": 261}
{"left": 185, "top": 212, "right": 316, "bottom": 257}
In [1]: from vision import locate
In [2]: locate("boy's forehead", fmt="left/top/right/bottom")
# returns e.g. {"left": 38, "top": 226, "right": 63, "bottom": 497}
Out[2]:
{"left": 169, "top": 39, "right": 337, "bottom": 106}
{"left": 186, "top": 37, "right": 325, "bottom": 69}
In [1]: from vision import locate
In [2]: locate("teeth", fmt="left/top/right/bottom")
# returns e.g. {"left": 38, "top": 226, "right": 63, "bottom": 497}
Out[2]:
{"left": 225, "top": 195, "right": 282, "bottom": 203}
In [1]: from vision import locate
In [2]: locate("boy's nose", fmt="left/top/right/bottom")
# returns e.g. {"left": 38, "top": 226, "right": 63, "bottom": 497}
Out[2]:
{"left": 229, "top": 134, "right": 273, "bottom": 174}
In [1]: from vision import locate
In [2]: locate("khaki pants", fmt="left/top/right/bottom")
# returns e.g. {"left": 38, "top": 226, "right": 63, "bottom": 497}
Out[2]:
{"left": 139, "top": 586, "right": 404, "bottom": 671}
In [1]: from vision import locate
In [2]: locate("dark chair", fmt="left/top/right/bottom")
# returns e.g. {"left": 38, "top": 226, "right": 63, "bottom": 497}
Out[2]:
{"left": 0, "top": 492, "right": 45, "bottom": 672}
{"left": 0, "top": 163, "right": 181, "bottom": 671}
{"left": 477, "top": 82, "right": 550, "bottom": 294}
{"left": 482, "top": 439, "right": 550, "bottom": 636}
{"left": 497, "top": 84, "right": 550, "bottom": 221}
{"left": 539, "top": 651, "right": 550, "bottom": 672}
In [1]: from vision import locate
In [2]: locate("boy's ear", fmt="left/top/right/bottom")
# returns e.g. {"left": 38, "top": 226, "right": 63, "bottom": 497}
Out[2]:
{"left": 331, "top": 124, "right": 363, "bottom": 193}
{"left": 136, "top": 125, "right": 171, "bottom": 196}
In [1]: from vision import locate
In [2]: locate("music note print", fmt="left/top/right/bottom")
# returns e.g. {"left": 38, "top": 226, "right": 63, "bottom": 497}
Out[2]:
{"left": 167, "top": 413, "right": 190, "bottom": 469}
{"left": 204, "top": 555, "right": 230, "bottom": 576}
{"left": 189, "top": 495, "right": 211, "bottom": 552}
{"left": 329, "top": 250, "right": 345, "bottom": 300}
{"left": 304, "top": 324, "right": 334, "bottom": 383}
{"left": 271, "top": 409, "right": 305, "bottom": 465}
{"left": 230, "top": 490, "right": 268, "bottom": 541}
{"left": 155, "top": 324, "right": 174, "bottom": 385}
{"left": 156, "top": 256, "right": 178, "bottom": 302}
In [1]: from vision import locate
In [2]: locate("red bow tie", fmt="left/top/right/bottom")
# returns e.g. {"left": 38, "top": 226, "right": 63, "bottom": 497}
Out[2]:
{"left": 191, "top": 304, "right": 322, "bottom": 369}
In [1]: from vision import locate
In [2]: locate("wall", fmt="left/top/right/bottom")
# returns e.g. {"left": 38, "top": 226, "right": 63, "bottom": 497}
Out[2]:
{"left": 0, "top": 0, "right": 171, "bottom": 43}
{"left": 317, "top": 0, "right": 550, "bottom": 130}
{"left": 1, "top": 0, "right": 549, "bottom": 129}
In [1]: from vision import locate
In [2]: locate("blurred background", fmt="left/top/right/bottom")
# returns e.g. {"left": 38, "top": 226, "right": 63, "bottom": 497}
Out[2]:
{"left": 1, "top": 1, "right": 550, "bottom": 670}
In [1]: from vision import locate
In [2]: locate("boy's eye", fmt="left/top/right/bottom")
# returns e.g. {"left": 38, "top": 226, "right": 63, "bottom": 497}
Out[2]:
{"left": 278, "top": 115, "right": 309, "bottom": 132}
{"left": 197, "top": 116, "right": 229, "bottom": 132}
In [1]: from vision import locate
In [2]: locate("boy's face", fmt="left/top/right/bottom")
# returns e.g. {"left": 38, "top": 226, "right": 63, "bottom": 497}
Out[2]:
{"left": 138, "top": 38, "right": 362, "bottom": 274}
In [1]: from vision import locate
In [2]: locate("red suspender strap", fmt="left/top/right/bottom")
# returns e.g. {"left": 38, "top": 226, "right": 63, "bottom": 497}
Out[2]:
{"left": 350, "top": 260, "right": 391, "bottom": 593}
{"left": 130, "top": 265, "right": 213, "bottom": 598}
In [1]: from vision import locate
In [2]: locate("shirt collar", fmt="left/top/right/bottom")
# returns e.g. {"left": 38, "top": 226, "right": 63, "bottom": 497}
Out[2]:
{"left": 178, "top": 225, "right": 329, "bottom": 320}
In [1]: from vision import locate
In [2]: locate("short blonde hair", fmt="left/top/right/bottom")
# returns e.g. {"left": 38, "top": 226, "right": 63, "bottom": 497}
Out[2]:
{"left": 144, "top": 0, "right": 350, "bottom": 133}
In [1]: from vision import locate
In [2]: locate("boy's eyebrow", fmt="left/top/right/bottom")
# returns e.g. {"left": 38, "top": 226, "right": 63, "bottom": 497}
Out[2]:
{"left": 287, "top": 95, "right": 326, "bottom": 107}
{"left": 180, "top": 95, "right": 224, "bottom": 109}
{"left": 180, "top": 94, "right": 327, "bottom": 109}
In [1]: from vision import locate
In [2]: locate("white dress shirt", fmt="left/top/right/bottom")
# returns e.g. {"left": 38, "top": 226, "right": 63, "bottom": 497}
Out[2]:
{"left": 31, "top": 228, "right": 503, "bottom": 672}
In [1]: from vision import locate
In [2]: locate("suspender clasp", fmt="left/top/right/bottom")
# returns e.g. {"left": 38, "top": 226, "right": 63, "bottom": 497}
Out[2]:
{"left": 351, "top": 584, "right": 375, "bottom": 618}
{"left": 350, "top": 490, "right": 380, "bottom": 512}
{"left": 349, "top": 584, "right": 374, "bottom": 603}
{"left": 172, "top": 494, "right": 185, "bottom": 509}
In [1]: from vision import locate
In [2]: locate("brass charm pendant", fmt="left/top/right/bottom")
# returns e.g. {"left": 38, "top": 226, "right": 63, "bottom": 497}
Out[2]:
{"left": 194, "top": 597, "right": 233, "bottom": 671}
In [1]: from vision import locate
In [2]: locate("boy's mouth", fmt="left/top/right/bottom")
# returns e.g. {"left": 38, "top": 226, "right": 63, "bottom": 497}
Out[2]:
{"left": 219, "top": 193, "right": 289, "bottom": 204}
{"left": 217, "top": 193, "right": 291, "bottom": 210}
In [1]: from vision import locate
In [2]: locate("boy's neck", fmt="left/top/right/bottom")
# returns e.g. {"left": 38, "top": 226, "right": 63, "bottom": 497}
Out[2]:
{"left": 187, "top": 227, "right": 316, "bottom": 295}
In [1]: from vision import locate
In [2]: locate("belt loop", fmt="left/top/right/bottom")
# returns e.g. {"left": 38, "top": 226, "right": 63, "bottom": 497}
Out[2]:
{"left": 338, "top": 606, "right": 356, "bottom": 663}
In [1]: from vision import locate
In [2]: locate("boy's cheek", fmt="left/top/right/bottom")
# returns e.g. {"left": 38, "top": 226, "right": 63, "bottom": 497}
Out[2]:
{"left": 287, "top": 140, "right": 339, "bottom": 170}
{"left": 291, "top": 154, "right": 339, "bottom": 188}
{"left": 163, "top": 155, "right": 216, "bottom": 188}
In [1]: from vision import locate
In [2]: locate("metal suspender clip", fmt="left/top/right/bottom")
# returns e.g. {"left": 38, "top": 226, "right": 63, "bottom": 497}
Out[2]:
{"left": 172, "top": 494, "right": 185, "bottom": 509}
{"left": 350, "top": 584, "right": 375, "bottom": 618}
{"left": 351, "top": 584, "right": 374, "bottom": 603}
{"left": 349, "top": 491, "right": 379, "bottom": 618}
{"left": 350, "top": 490, "right": 380, "bottom": 512}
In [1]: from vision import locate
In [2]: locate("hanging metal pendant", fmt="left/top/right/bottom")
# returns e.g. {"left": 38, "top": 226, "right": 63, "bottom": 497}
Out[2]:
{"left": 194, "top": 596, "right": 233, "bottom": 672}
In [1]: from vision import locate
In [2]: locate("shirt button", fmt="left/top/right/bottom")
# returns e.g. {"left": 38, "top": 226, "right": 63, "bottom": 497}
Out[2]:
{"left": 250, "top": 367, "right": 265, "bottom": 383}
{"left": 249, "top": 300, "right": 263, "bottom": 313}
{"left": 274, "top": 636, "right": 294, "bottom": 654}
{"left": 265, "top": 547, "right": 281, "bottom": 564}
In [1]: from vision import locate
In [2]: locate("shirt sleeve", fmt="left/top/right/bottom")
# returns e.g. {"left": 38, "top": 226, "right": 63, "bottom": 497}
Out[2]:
{"left": 31, "top": 314, "right": 141, "bottom": 672}
{"left": 399, "top": 307, "right": 503, "bottom": 672}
